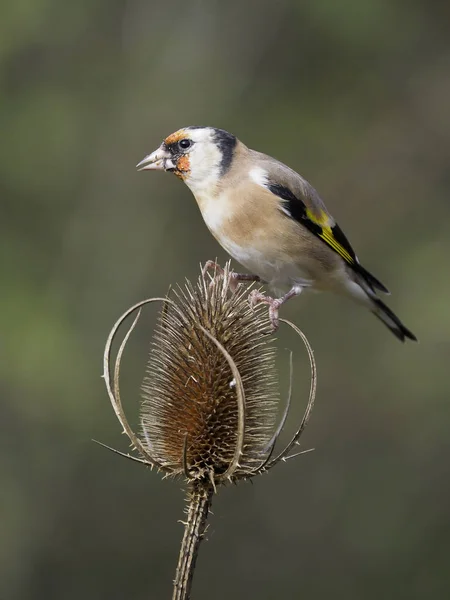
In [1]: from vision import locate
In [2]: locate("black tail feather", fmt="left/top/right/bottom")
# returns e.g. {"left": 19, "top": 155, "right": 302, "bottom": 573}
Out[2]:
{"left": 371, "top": 297, "right": 417, "bottom": 342}
{"left": 354, "top": 263, "right": 390, "bottom": 295}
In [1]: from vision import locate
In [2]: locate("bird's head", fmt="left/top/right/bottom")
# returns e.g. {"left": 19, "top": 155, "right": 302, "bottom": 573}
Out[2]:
{"left": 137, "top": 126, "right": 237, "bottom": 194}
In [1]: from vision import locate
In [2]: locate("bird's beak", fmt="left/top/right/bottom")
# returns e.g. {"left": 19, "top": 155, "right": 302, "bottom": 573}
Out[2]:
{"left": 136, "top": 146, "right": 173, "bottom": 171}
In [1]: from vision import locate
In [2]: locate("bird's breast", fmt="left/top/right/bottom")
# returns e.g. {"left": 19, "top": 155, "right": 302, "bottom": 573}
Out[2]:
{"left": 195, "top": 190, "right": 262, "bottom": 253}
{"left": 194, "top": 190, "right": 313, "bottom": 287}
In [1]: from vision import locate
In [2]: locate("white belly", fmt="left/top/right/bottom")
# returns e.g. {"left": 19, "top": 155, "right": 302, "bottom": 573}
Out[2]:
{"left": 219, "top": 236, "right": 313, "bottom": 292}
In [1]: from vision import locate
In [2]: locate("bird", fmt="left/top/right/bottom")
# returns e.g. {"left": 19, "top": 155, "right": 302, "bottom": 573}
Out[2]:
{"left": 137, "top": 126, "right": 416, "bottom": 342}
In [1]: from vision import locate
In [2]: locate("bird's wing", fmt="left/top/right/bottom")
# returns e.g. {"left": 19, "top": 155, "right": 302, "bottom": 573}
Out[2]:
{"left": 258, "top": 155, "right": 389, "bottom": 293}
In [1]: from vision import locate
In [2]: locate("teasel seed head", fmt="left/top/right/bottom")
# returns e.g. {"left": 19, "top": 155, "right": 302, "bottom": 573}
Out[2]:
{"left": 102, "top": 263, "right": 316, "bottom": 487}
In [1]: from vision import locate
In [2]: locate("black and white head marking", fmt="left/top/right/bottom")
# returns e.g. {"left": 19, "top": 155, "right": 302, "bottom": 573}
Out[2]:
{"left": 211, "top": 128, "right": 237, "bottom": 175}
{"left": 184, "top": 126, "right": 237, "bottom": 175}
{"left": 164, "top": 126, "right": 236, "bottom": 193}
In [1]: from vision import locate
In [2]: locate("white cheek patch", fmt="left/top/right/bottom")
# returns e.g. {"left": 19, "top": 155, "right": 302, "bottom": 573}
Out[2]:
{"left": 249, "top": 167, "right": 269, "bottom": 188}
{"left": 183, "top": 133, "right": 222, "bottom": 193}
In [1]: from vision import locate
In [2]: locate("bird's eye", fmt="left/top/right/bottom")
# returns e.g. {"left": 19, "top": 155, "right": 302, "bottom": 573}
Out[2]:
{"left": 178, "top": 139, "right": 191, "bottom": 150}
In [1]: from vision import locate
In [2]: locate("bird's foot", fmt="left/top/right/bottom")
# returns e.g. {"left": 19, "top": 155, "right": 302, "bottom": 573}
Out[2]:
{"left": 248, "top": 291, "right": 283, "bottom": 330}
{"left": 202, "top": 260, "right": 224, "bottom": 280}
{"left": 249, "top": 284, "right": 308, "bottom": 331}
{"left": 202, "top": 261, "right": 261, "bottom": 293}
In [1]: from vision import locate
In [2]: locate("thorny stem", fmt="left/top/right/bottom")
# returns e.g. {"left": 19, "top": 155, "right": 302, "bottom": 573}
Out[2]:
{"left": 173, "top": 482, "right": 214, "bottom": 600}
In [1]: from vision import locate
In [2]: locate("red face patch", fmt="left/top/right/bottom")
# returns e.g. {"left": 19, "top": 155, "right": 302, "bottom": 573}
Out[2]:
{"left": 163, "top": 129, "right": 191, "bottom": 179}
{"left": 174, "top": 154, "right": 190, "bottom": 180}
{"left": 164, "top": 129, "right": 187, "bottom": 146}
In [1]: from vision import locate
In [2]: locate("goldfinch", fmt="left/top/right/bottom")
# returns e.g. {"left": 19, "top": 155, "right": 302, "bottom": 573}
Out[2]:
{"left": 137, "top": 126, "right": 416, "bottom": 342}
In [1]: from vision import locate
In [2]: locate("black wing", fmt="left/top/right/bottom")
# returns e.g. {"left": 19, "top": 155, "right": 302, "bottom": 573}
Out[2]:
{"left": 267, "top": 181, "right": 389, "bottom": 294}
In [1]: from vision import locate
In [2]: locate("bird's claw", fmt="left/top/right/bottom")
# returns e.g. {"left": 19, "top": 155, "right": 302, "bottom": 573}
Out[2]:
{"left": 202, "top": 260, "right": 224, "bottom": 280}
{"left": 202, "top": 260, "right": 241, "bottom": 293}
{"left": 248, "top": 290, "right": 281, "bottom": 330}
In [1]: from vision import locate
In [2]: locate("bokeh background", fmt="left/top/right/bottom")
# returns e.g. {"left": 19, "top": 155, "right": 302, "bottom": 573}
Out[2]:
{"left": 2, "top": 1, "right": 450, "bottom": 598}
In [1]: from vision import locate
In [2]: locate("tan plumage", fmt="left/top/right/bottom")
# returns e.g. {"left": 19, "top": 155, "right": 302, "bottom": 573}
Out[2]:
{"left": 137, "top": 126, "right": 416, "bottom": 342}
{"left": 197, "top": 142, "right": 344, "bottom": 290}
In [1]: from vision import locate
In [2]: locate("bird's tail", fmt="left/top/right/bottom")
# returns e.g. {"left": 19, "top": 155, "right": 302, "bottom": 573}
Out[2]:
{"left": 370, "top": 296, "right": 417, "bottom": 342}
{"left": 344, "top": 275, "right": 417, "bottom": 342}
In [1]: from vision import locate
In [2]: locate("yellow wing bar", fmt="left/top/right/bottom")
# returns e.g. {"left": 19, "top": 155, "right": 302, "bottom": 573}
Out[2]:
{"left": 305, "top": 208, "right": 356, "bottom": 265}
{"left": 319, "top": 227, "right": 355, "bottom": 265}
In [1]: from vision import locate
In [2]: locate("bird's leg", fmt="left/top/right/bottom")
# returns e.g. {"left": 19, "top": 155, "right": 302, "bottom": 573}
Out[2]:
{"left": 229, "top": 272, "right": 261, "bottom": 292}
{"left": 202, "top": 260, "right": 261, "bottom": 292}
{"left": 249, "top": 284, "right": 307, "bottom": 330}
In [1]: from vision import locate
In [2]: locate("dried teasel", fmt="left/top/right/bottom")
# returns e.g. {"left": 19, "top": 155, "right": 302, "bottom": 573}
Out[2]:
{"left": 100, "top": 263, "right": 316, "bottom": 600}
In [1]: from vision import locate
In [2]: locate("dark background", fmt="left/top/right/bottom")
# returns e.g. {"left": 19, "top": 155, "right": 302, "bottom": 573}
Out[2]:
{"left": 2, "top": 1, "right": 449, "bottom": 598}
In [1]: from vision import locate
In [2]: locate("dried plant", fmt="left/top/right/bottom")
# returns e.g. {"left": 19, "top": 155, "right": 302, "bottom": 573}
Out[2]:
{"left": 100, "top": 263, "right": 316, "bottom": 600}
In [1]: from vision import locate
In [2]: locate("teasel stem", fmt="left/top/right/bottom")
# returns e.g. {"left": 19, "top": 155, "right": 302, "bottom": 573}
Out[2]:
{"left": 173, "top": 482, "right": 214, "bottom": 600}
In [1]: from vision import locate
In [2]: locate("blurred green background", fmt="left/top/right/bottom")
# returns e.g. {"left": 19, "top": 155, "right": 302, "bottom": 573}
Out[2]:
{"left": 2, "top": 1, "right": 450, "bottom": 598}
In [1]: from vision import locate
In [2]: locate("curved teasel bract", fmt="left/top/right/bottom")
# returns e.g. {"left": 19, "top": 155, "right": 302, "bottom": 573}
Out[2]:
{"left": 101, "top": 264, "right": 317, "bottom": 486}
